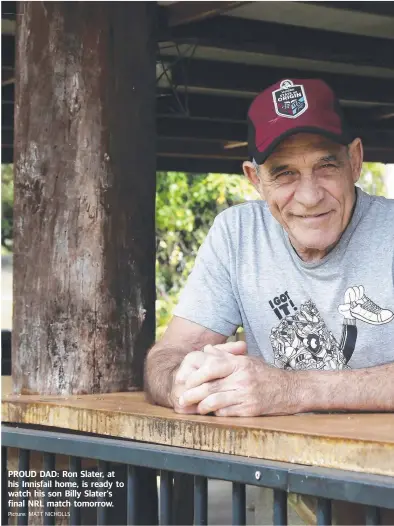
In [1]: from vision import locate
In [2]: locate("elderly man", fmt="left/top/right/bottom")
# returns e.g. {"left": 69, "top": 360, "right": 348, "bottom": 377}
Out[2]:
{"left": 144, "top": 78, "right": 394, "bottom": 418}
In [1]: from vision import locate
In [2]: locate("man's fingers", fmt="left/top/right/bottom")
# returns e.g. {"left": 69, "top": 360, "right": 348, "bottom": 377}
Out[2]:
{"left": 176, "top": 343, "right": 243, "bottom": 386}
{"left": 179, "top": 378, "right": 224, "bottom": 407}
{"left": 184, "top": 358, "right": 234, "bottom": 390}
{"left": 210, "top": 341, "right": 247, "bottom": 355}
{"left": 173, "top": 403, "right": 199, "bottom": 415}
{"left": 214, "top": 405, "right": 243, "bottom": 417}
{"left": 175, "top": 351, "right": 206, "bottom": 383}
{"left": 197, "top": 391, "right": 238, "bottom": 415}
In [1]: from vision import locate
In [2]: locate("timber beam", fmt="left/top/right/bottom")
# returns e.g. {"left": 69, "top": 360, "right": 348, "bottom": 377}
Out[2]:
{"left": 157, "top": 92, "right": 394, "bottom": 128}
{"left": 302, "top": 2, "right": 394, "bottom": 17}
{"left": 157, "top": 116, "right": 394, "bottom": 147}
{"left": 163, "top": 16, "right": 394, "bottom": 70}
{"left": 169, "top": 59, "right": 394, "bottom": 106}
{"left": 164, "top": 1, "right": 250, "bottom": 28}
{"left": 156, "top": 147, "right": 394, "bottom": 174}
{"left": 157, "top": 138, "right": 394, "bottom": 163}
{"left": 157, "top": 156, "right": 243, "bottom": 174}
{"left": 4, "top": 142, "right": 393, "bottom": 174}
{"left": 158, "top": 137, "right": 246, "bottom": 159}
{"left": 4, "top": 117, "right": 394, "bottom": 162}
{"left": 4, "top": 93, "right": 394, "bottom": 129}
{"left": 157, "top": 116, "right": 245, "bottom": 142}
{"left": 1, "top": 68, "right": 14, "bottom": 86}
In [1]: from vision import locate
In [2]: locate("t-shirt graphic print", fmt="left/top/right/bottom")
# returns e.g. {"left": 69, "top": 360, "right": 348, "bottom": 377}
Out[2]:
{"left": 270, "top": 285, "right": 394, "bottom": 371}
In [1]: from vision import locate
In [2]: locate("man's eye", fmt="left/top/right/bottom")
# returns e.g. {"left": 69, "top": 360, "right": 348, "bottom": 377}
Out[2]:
{"left": 321, "top": 163, "right": 336, "bottom": 169}
{"left": 278, "top": 171, "right": 294, "bottom": 177}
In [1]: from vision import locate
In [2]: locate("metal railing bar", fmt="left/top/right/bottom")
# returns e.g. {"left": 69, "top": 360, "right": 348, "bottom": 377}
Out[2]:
{"left": 160, "top": 470, "right": 173, "bottom": 525}
{"left": 172, "top": 473, "right": 194, "bottom": 524}
{"left": 2, "top": 425, "right": 289, "bottom": 488}
{"left": 17, "top": 449, "right": 29, "bottom": 526}
{"left": 273, "top": 489, "right": 287, "bottom": 526}
{"left": 194, "top": 476, "right": 208, "bottom": 525}
{"left": 232, "top": 482, "right": 246, "bottom": 525}
{"left": 69, "top": 456, "right": 81, "bottom": 526}
{"left": 127, "top": 465, "right": 138, "bottom": 525}
{"left": 287, "top": 467, "right": 394, "bottom": 510}
{"left": 316, "top": 497, "right": 332, "bottom": 526}
{"left": 97, "top": 460, "right": 108, "bottom": 525}
{"left": 366, "top": 505, "right": 381, "bottom": 525}
{"left": 43, "top": 452, "right": 56, "bottom": 526}
{"left": 2, "top": 447, "right": 8, "bottom": 526}
{"left": 2, "top": 425, "right": 394, "bottom": 509}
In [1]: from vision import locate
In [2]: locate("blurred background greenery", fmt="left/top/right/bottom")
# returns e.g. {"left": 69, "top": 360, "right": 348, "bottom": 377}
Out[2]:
{"left": 1, "top": 163, "right": 13, "bottom": 253}
{"left": 1, "top": 162, "right": 389, "bottom": 337}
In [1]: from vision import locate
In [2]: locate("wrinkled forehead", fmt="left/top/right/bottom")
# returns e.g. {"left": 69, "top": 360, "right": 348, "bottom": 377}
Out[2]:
{"left": 266, "top": 133, "right": 346, "bottom": 166}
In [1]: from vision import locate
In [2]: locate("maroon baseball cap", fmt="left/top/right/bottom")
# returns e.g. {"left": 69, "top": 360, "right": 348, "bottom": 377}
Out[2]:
{"left": 248, "top": 78, "right": 352, "bottom": 164}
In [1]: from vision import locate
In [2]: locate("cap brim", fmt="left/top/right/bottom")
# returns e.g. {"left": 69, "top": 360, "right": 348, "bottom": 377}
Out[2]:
{"left": 252, "top": 126, "right": 352, "bottom": 165}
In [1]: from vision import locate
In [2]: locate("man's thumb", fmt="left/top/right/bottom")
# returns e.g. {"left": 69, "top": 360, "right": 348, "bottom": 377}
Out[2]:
{"left": 212, "top": 340, "right": 247, "bottom": 355}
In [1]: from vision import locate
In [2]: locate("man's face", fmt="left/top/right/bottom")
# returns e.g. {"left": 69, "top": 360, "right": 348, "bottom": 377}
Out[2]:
{"left": 243, "top": 134, "right": 363, "bottom": 261}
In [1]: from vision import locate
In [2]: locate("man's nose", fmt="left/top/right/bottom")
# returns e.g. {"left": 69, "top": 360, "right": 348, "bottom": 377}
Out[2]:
{"left": 293, "top": 175, "right": 324, "bottom": 208}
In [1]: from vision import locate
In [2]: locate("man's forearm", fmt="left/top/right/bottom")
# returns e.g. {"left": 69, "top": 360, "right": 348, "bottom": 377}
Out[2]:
{"left": 144, "top": 346, "right": 189, "bottom": 407}
{"left": 295, "top": 362, "right": 394, "bottom": 413}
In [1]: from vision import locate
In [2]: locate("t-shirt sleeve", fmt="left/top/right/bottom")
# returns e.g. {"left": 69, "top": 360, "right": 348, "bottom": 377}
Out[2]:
{"left": 173, "top": 214, "right": 242, "bottom": 336}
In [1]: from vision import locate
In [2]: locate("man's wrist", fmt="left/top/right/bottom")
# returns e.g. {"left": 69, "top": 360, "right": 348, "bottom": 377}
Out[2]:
{"left": 255, "top": 361, "right": 316, "bottom": 415}
{"left": 167, "top": 366, "right": 179, "bottom": 408}
{"left": 283, "top": 369, "right": 319, "bottom": 414}
{"left": 297, "top": 364, "right": 394, "bottom": 413}
{"left": 292, "top": 368, "right": 353, "bottom": 413}
{"left": 279, "top": 368, "right": 331, "bottom": 413}
{"left": 291, "top": 370, "right": 322, "bottom": 413}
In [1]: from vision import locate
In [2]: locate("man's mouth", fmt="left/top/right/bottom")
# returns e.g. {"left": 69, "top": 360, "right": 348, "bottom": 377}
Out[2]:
{"left": 297, "top": 211, "right": 332, "bottom": 221}
{"left": 302, "top": 212, "right": 328, "bottom": 217}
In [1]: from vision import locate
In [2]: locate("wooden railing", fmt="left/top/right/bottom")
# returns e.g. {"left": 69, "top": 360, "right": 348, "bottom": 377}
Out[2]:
{"left": 2, "top": 389, "right": 394, "bottom": 525}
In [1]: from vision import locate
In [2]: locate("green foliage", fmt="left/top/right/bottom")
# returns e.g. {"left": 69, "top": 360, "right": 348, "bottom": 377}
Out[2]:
{"left": 1, "top": 164, "right": 13, "bottom": 247}
{"left": 358, "top": 162, "right": 386, "bottom": 197}
{"left": 155, "top": 171, "right": 259, "bottom": 338}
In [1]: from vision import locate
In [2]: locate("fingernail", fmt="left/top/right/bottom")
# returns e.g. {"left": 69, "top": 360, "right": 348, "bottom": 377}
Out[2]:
{"left": 178, "top": 396, "right": 184, "bottom": 406}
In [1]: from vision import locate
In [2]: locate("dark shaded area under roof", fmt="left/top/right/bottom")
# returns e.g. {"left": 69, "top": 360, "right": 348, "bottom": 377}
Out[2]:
{"left": 2, "top": 1, "right": 394, "bottom": 172}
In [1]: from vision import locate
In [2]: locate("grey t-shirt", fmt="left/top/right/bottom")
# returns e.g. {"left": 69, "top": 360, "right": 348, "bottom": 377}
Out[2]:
{"left": 173, "top": 187, "right": 394, "bottom": 370}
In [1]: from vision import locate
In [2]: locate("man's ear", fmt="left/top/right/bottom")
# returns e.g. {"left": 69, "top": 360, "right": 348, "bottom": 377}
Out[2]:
{"left": 243, "top": 161, "right": 264, "bottom": 198}
{"left": 347, "top": 138, "right": 363, "bottom": 184}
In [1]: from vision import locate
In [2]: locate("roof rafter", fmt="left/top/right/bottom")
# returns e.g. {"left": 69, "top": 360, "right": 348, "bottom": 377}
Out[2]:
{"left": 164, "top": 1, "right": 250, "bottom": 28}
{"left": 170, "top": 59, "right": 394, "bottom": 106}
{"left": 156, "top": 148, "right": 394, "bottom": 174}
{"left": 163, "top": 16, "right": 394, "bottom": 70}
{"left": 157, "top": 116, "right": 394, "bottom": 149}
{"left": 302, "top": 1, "right": 394, "bottom": 17}
{"left": 157, "top": 92, "right": 394, "bottom": 127}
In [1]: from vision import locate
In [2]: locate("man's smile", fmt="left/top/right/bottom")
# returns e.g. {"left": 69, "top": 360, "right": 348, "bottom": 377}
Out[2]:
{"left": 294, "top": 211, "right": 333, "bottom": 223}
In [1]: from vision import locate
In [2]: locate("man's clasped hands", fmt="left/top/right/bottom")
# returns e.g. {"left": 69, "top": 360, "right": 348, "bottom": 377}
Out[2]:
{"left": 170, "top": 341, "right": 298, "bottom": 417}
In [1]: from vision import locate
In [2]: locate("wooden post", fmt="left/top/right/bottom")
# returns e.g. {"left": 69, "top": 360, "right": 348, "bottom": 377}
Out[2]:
{"left": 13, "top": 2, "right": 157, "bottom": 394}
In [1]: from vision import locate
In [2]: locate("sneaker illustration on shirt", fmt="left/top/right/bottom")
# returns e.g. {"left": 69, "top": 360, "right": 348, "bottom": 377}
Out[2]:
{"left": 345, "top": 285, "right": 394, "bottom": 325}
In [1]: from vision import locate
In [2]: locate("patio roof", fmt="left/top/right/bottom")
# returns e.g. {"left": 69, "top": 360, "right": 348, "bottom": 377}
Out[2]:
{"left": 2, "top": 1, "right": 394, "bottom": 172}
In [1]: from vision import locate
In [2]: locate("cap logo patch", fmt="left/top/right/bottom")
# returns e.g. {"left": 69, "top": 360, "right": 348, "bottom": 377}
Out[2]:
{"left": 272, "top": 80, "right": 308, "bottom": 119}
